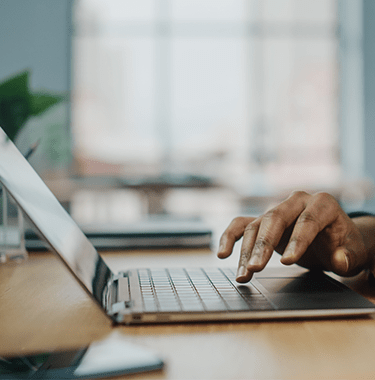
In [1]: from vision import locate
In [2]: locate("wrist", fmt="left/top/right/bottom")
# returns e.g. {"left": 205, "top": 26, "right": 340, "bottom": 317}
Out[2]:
{"left": 349, "top": 214, "right": 375, "bottom": 276}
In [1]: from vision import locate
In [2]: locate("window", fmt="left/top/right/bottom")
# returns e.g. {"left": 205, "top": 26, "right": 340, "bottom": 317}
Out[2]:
{"left": 72, "top": 0, "right": 338, "bottom": 197}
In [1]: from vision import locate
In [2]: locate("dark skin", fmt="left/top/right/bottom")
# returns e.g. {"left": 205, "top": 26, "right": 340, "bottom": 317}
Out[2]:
{"left": 217, "top": 191, "right": 375, "bottom": 283}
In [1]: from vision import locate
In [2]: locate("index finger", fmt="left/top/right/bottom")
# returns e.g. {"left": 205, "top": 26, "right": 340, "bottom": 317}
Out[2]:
{"left": 280, "top": 192, "right": 341, "bottom": 265}
{"left": 239, "top": 191, "right": 312, "bottom": 280}
{"left": 217, "top": 217, "right": 255, "bottom": 259}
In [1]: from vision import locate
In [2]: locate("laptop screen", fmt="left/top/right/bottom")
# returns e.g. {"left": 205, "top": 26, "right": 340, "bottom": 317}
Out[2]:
{"left": 0, "top": 128, "right": 114, "bottom": 309}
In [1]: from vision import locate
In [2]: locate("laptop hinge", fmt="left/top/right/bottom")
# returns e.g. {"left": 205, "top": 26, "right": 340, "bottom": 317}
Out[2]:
{"left": 107, "top": 272, "right": 132, "bottom": 316}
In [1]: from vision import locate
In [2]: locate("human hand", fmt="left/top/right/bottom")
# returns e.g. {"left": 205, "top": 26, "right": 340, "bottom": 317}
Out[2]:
{"left": 217, "top": 191, "right": 374, "bottom": 283}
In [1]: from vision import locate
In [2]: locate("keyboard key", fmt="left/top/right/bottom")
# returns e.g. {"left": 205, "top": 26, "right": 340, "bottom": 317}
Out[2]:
{"left": 180, "top": 300, "right": 203, "bottom": 308}
{"left": 159, "top": 306, "right": 181, "bottom": 312}
{"left": 178, "top": 292, "right": 199, "bottom": 297}
{"left": 199, "top": 293, "right": 221, "bottom": 300}
{"left": 202, "top": 300, "right": 227, "bottom": 311}
{"left": 237, "top": 284, "right": 261, "bottom": 295}
{"left": 195, "top": 287, "right": 216, "bottom": 292}
{"left": 142, "top": 294, "right": 155, "bottom": 300}
{"left": 138, "top": 267, "right": 275, "bottom": 315}
{"left": 182, "top": 304, "right": 204, "bottom": 312}
{"left": 225, "top": 300, "right": 249, "bottom": 311}
{"left": 245, "top": 297, "right": 274, "bottom": 311}
{"left": 144, "top": 305, "right": 158, "bottom": 312}
{"left": 175, "top": 285, "right": 195, "bottom": 290}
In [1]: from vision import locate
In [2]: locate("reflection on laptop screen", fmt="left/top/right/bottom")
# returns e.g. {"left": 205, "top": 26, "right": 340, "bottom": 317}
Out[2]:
{"left": 0, "top": 128, "right": 114, "bottom": 309}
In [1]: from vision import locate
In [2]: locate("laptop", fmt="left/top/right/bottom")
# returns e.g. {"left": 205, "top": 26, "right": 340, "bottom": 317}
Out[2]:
{"left": 25, "top": 219, "right": 213, "bottom": 251}
{"left": 1, "top": 127, "right": 374, "bottom": 324}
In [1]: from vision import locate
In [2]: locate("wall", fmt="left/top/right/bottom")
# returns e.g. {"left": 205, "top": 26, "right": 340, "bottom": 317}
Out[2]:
{"left": 363, "top": 0, "right": 375, "bottom": 212}
{"left": 0, "top": 0, "right": 74, "bottom": 176}
{"left": 0, "top": 0, "right": 72, "bottom": 92}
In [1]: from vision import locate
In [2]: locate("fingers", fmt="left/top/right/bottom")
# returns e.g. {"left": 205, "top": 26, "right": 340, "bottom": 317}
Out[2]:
{"left": 331, "top": 246, "right": 366, "bottom": 277}
{"left": 217, "top": 217, "right": 255, "bottom": 259}
{"left": 229, "top": 191, "right": 311, "bottom": 283}
{"left": 280, "top": 192, "right": 340, "bottom": 265}
{"left": 331, "top": 248, "right": 350, "bottom": 275}
{"left": 337, "top": 215, "right": 375, "bottom": 276}
{"left": 218, "top": 191, "right": 351, "bottom": 283}
{"left": 236, "top": 219, "right": 261, "bottom": 282}
{"left": 240, "top": 191, "right": 311, "bottom": 275}
{"left": 331, "top": 226, "right": 369, "bottom": 277}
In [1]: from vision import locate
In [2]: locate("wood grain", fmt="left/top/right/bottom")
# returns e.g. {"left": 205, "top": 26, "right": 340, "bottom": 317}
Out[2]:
{"left": 1, "top": 250, "right": 375, "bottom": 380}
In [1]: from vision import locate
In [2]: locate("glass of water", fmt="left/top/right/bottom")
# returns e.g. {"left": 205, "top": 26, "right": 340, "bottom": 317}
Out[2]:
{"left": 0, "top": 183, "right": 28, "bottom": 263}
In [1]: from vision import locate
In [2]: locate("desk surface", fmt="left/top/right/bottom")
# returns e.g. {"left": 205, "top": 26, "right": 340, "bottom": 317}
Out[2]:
{"left": 1, "top": 248, "right": 375, "bottom": 380}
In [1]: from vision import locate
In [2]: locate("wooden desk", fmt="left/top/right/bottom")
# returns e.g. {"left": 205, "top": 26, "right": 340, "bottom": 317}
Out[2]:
{"left": 1, "top": 249, "right": 375, "bottom": 380}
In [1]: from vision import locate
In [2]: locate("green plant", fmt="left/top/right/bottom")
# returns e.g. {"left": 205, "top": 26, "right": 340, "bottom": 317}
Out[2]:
{"left": 0, "top": 70, "right": 66, "bottom": 141}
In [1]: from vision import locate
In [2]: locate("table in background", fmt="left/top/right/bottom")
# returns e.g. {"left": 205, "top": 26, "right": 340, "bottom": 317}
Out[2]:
{"left": 1, "top": 248, "right": 375, "bottom": 380}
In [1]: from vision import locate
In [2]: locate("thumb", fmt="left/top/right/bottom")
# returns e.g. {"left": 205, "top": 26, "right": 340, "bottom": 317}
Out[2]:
{"left": 331, "top": 248, "right": 350, "bottom": 276}
{"left": 331, "top": 247, "right": 365, "bottom": 277}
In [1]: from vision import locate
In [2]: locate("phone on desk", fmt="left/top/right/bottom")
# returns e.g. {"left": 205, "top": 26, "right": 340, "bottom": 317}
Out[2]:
{"left": 0, "top": 333, "right": 164, "bottom": 379}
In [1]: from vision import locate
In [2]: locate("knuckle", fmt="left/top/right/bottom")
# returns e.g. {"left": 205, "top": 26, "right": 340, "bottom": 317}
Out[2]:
{"left": 230, "top": 216, "right": 254, "bottom": 228}
{"left": 290, "top": 190, "right": 309, "bottom": 199}
{"left": 264, "top": 207, "right": 283, "bottom": 220}
{"left": 254, "top": 236, "right": 274, "bottom": 251}
{"left": 297, "top": 212, "right": 322, "bottom": 237}
{"left": 244, "top": 221, "right": 258, "bottom": 234}
{"left": 313, "top": 191, "right": 337, "bottom": 205}
{"left": 226, "top": 217, "right": 246, "bottom": 235}
{"left": 313, "top": 192, "right": 341, "bottom": 217}
{"left": 263, "top": 207, "right": 288, "bottom": 229}
{"left": 225, "top": 229, "right": 237, "bottom": 242}
{"left": 239, "top": 252, "right": 251, "bottom": 267}
{"left": 298, "top": 211, "right": 317, "bottom": 224}
{"left": 231, "top": 216, "right": 245, "bottom": 224}
{"left": 297, "top": 211, "right": 321, "bottom": 231}
{"left": 239, "top": 248, "right": 251, "bottom": 260}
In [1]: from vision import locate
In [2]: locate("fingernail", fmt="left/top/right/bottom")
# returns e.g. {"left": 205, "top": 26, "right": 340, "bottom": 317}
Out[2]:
{"left": 343, "top": 254, "right": 349, "bottom": 273}
{"left": 217, "top": 244, "right": 225, "bottom": 258}
{"left": 236, "top": 265, "right": 247, "bottom": 278}
{"left": 283, "top": 241, "right": 296, "bottom": 260}
{"left": 336, "top": 249, "right": 349, "bottom": 273}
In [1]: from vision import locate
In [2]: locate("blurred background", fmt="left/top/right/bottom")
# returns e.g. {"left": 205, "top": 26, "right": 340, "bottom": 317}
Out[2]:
{"left": 0, "top": 0, "right": 374, "bottom": 233}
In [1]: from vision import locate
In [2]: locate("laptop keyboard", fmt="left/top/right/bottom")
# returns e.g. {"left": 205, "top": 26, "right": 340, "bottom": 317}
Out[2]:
{"left": 137, "top": 268, "right": 275, "bottom": 313}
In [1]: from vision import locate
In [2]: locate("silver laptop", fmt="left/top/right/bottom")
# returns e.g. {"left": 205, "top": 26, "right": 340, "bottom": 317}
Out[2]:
{"left": 1, "top": 127, "right": 374, "bottom": 324}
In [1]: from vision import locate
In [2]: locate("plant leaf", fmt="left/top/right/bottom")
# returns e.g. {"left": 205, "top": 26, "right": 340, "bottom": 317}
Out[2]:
{"left": 0, "top": 97, "right": 31, "bottom": 141}
{"left": 0, "top": 70, "right": 66, "bottom": 141}
{"left": 0, "top": 71, "right": 32, "bottom": 140}
{"left": 30, "top": 92, "right": 66, "bottom": 116}
{"left": 0, "top": 71, "right": 30, "bottom": 98}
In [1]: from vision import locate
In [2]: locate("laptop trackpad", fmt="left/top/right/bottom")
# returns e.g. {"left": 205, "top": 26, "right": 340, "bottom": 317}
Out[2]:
{"left": 255, "top": 273, "right": 373, "bottom": 310}
{"left": 256, "top": 274, "right": 344, "bottom": 294}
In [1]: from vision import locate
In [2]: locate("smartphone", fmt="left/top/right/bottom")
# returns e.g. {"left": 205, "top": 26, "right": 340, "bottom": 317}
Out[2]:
{"left": 0, "top": 333, "right": 164, "bottom": 379}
